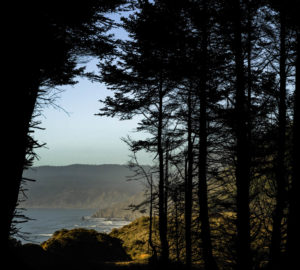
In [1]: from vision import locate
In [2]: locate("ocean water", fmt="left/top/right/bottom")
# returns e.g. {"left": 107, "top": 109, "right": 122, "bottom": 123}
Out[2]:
{"left": 16, "top": 208, "right": 130, "bottom": 244}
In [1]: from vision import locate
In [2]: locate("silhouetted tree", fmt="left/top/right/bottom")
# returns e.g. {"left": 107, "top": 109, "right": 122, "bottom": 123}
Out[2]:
{"left": 227, "top": 1, "right": 251, "bottom": 268}
{"left": 287, "top": 33, "right": 300, "bottom": 270}
{"left": 95, "top": 1, "right": 299, "bottom": 269}
{"left": 281, "top": 1, "right": 300, "bottom": 269}
{"left": 269, "top": 3, "right": 288, "bottom": 269}
{"left": 5, "top": 0, "right": 127, "bottom": 248}
{"left": 98, "top": 1, "right": 185, "bottom": 262}
{"left": 192, "top": 1, "right": 219, "bottom": 269}
{"left": 125, "top": 148, "right": 159, "bottom": 261}
{"left": 287, "top": 29, "right": 300, "bottom": 270}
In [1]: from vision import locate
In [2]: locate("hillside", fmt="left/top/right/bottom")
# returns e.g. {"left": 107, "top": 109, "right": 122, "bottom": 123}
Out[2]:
{"left": 92, "top": 192, "right": 148, "bottom": 220}
{"left": 20, "top": 164, "right": 146, "bottom": 213}
{"left": 109, "top": 216, "right": 156, "bottom": 260}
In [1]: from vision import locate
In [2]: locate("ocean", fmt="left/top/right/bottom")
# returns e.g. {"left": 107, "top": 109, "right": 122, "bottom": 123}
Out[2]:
{"left": 15, "top": 208, "right": 130, "bottom": 244}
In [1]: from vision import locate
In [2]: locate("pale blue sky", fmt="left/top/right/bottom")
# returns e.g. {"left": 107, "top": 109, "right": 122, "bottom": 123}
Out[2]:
{"left": 33, "top": 63, "right": 151, "bottom": 166}
{"left": 33, "top": 11, "right": 152, "bottom": 166}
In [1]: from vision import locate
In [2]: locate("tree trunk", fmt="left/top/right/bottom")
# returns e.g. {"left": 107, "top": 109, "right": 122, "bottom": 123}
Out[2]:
{"left": 149, "top": 174, "right": 158, "bottom": 261}
{"left": 270, "top": 7, "right": 287, "bottom": 269}
{"left": 185, "top": 83, "right": 194, "bottom": 270}
{"left": 158, "top": 80, "right": 169, "bottom": 264}
{"left": 198, "top": 89, "right": 217, "bottom": 270}
{"left": 165, "top": 139, "right": 169, "bottom": 217}
{"left": 231, "top": 1, "right": 251, "bottom": 269}
{"left": 287, "top": 30, "right": 300, "bottom": 270}
{"left": 175, "top": 194, "right": 180, "bottom": 262}
{"left": 198, "top": 1, "right": 218, "bottom": 269}
{"left": 6, "top": 70, "right": 39, "bottom": 246}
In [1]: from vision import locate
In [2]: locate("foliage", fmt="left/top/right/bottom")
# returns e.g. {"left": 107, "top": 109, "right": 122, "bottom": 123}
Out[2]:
{"left": 41, "top": 228, "right": 131, "bottom": 262}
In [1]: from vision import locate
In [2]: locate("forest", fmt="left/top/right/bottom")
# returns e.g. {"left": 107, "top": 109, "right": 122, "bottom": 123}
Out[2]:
{"left": 5, "top": 1, "right": 299, "bottom": 270}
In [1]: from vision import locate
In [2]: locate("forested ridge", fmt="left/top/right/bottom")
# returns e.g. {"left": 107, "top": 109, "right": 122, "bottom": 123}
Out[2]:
{"left": 5, "top": 1, "right": 300, "bottom": 270}
{"left": 20, "top": 164, "right": 144, "bottom": 210}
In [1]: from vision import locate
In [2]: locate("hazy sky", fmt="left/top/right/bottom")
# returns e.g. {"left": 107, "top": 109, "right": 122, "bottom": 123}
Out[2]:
{"left": 31, "top": 11, "right": 153, "bottom": 167}
{"left": 33, "top": 60, "right": 151, "bottom": 166}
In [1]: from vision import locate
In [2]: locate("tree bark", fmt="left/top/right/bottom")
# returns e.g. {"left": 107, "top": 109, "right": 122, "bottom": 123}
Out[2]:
{"left": 149, "top": 174, "right": 158, "bottom": 261}
{"left": 175, "top": 194, "right": 180, "bottom": 262}
{"left": 270, "top": 7, "right": 287, "bottom": 269}
{"left": 231, "top": 1, "right": 251, "bottom": 269}
{"left": 198, "top": 1, "right": 218, "bottom": 269}
{"left": 158, "top": 79, "right": 169, "bottom": 264}
{"left": 6, "top": 69, "right": 40, "bottom": 246}
{"left": 185, "top": 83, "right": 194, "bottom": 270}
{"left": 165, "top": 139, "right": 169, "bottom": 217}
{"left": 287, "top": 30, "right": 300, "bottom": 270}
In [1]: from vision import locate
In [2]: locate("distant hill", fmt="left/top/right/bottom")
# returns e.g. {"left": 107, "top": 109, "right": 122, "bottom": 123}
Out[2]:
{"left": 20, "top": 164, "right": 147, "bottom": 214}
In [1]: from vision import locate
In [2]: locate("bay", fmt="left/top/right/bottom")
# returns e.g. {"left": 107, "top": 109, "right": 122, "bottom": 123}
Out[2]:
{"left": 16, "top": 208, "right": 130, "bottom": 244}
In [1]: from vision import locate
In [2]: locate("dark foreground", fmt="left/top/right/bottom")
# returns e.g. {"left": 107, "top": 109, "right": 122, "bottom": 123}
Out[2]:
{"left": 8, "top": 245, "right": 191, "bottom": 270}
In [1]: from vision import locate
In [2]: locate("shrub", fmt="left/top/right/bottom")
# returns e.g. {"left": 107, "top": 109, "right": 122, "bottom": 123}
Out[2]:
{"left": 41, "top": 228, "right": 131, "bottom": 262}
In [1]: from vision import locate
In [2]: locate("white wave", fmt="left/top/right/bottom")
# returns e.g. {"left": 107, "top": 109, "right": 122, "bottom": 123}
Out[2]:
{"left": 38, "top": 233, "right": 53, "bottom": 237}
{"left": 103, "top": 221, "right": 113, "bottom": 225}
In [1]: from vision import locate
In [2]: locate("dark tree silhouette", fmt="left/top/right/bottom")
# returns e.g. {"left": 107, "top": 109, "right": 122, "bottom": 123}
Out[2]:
{"left": 7, "top": 1, "right": 299, "bottom": 269}
{"left": 269, "top": 4, "right": 288, "bottom": 269}
{"left": 288, "top": 28, "right": 300, "bottom": 270}
{"left": 228, "top": 1, "right": 251, "bottom": 269}
{"left": 5, "top": 0, "right": 127, "bottom": 249}
{"left": 283, "top": 1, "right": 300, "bottom": 269}
{"left": 98, "top": 1, "right": 180, "bottom": 262}
{"left": 194, "top": 1, "right": 219, "bottom": 269}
